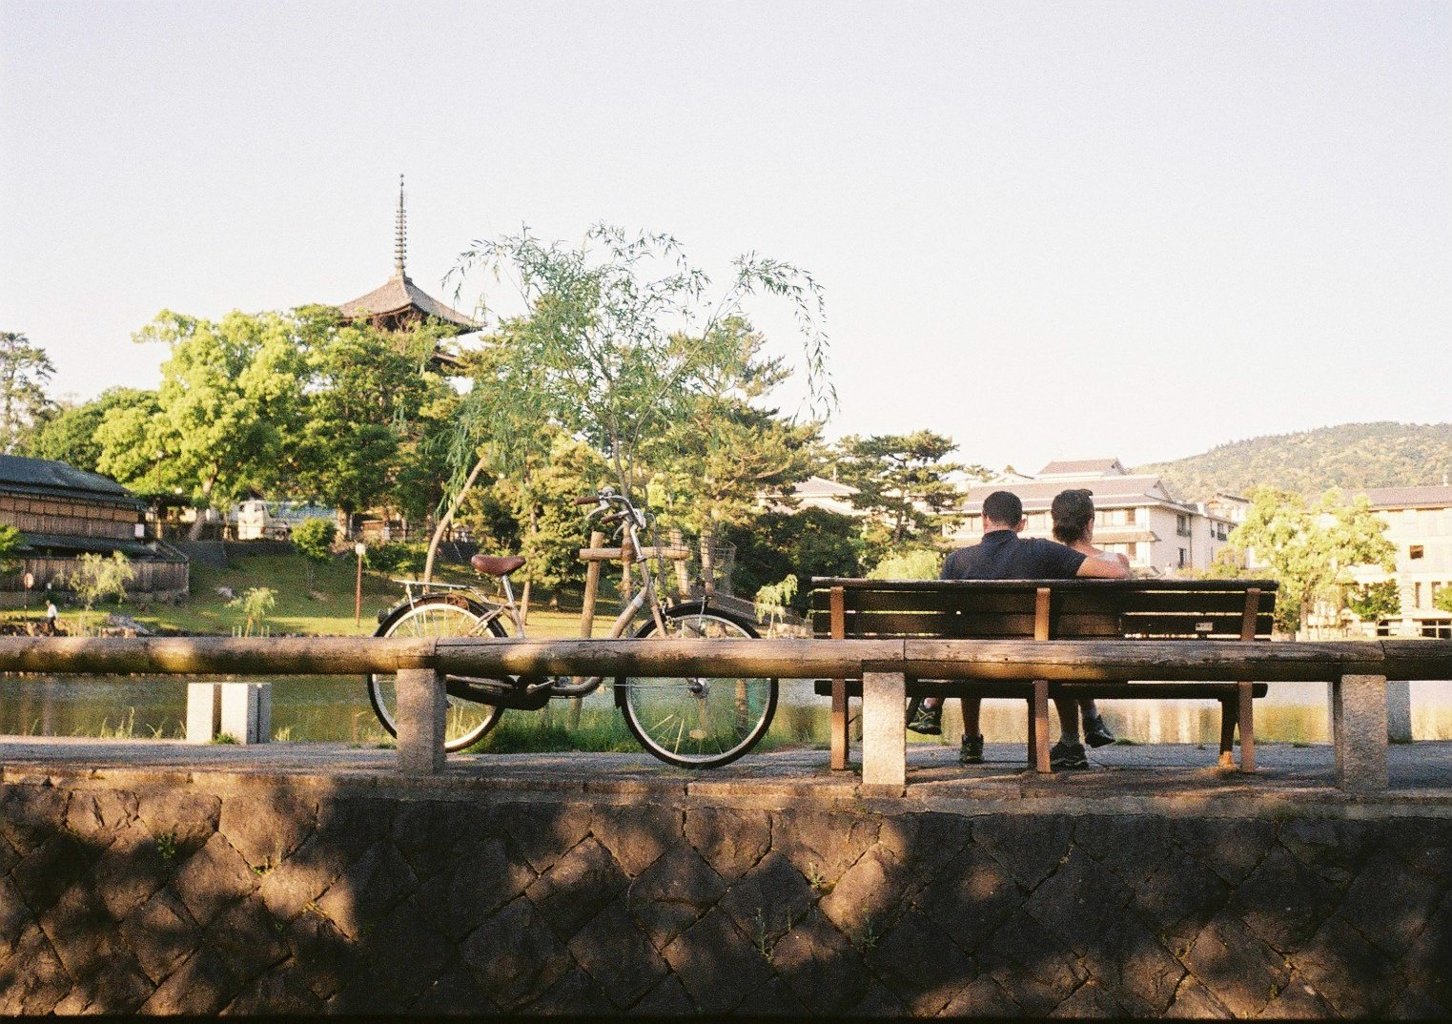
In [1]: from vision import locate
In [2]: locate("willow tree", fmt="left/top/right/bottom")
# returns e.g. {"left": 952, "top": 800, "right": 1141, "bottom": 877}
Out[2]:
{"left": 421, "top": 225, "right": 831, "bottom": 581}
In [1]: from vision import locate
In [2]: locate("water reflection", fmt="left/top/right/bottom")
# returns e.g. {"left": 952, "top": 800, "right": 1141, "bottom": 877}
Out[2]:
{"left": 2, "top": 676, "right": 1450, "bottom": 745}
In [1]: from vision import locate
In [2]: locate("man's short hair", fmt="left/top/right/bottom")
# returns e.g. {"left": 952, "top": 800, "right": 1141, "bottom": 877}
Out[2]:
{"left": 981, "top": 490, "right": 1024, "bottom": 527}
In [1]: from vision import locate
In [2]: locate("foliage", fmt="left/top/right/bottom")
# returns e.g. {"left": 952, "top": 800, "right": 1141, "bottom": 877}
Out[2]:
{"left": 1346, "top": 580, "right": 1401, "bottom": 622}
{"left": 646, "top": 318, "right": 822, "bottom": 540}
{"left": 833, "top": 431, "right": 983, "bottom": 549}
{"left": 1138, "top": 421, "right": 1452, "bottom": 501}
{"left": 1435, "top": 587, "right": 1452, "bottom": 615}
{"left": 0, "top": 523, "right": 21, "bottom": 575}
{"left": 291, "top": 517, "right": 336, "bottom": 590}
{"left": 443, "top": 223, "right": 832, "bottom": 507}
{"left": 753, "top": 574, "right": 798, "bottom": 631}
{"left": 96, "top": 310, "right": 306, "bottom": 534}
{"left": 19, "top": 387, "right": 153, "bottom": 472}
{"left": 67, "top": 552, "right": 135, "bottom": 633}
{"left": 721, "top": 507, "right": 864, "bottom": 609}
{"left": 867, "top": 548, "right": 942, "bottom": 580}
{"left": 291, "top": 517, "right": 337, "bottom": 563}
{"left": 0, "top": 331, "right": 55, "bottom": 452}
{"left": 363, "top": 542, "right": 429, "bottom": 576}
{"left": 1220, "top": 487, "right": 1396, "bottom": 632}
{"left": 228, "top": 586, "right": 276, "bottom": 636}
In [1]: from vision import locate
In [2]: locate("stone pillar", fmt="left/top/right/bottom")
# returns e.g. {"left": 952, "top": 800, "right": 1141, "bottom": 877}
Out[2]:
{"left": 1386, "top": 680, "right": 1412, "bottom": 743}
{"left": 186, "top": 682, "right": 219, "bottom": 744}
{"left": 1332, "top": 674, "right": 1389, "bottom": 793}
{"left": 219, "top": 682, "right": 270, "bottom": 744}
{"left": 861, "top": 671, "right": 906, "bottom": 791}
{"left": 396, "top": 667, "right": 446, "bottom": 774}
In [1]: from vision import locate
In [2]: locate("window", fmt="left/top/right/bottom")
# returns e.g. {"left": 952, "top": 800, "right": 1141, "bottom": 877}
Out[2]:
{"left": 1176, "top": 514, "right": 1191, "bottom": 537}
{"left": 1410, "top": 545, "right": 1425, "bottom": 559}
{"left": 1414, "top": 582, "right": 1423, "bottom": 607}
{"left": 1178, "top": 548, "right": 1188, "bottom": 567}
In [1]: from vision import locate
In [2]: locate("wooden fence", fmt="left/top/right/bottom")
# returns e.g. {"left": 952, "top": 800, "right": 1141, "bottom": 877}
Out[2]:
{"left": 1, "top": 636, "right": 1449, "bottom": 794}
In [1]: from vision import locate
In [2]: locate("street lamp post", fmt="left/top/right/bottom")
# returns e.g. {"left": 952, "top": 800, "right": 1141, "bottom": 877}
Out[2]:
{"left": 354, "top": 541, "right": 367, "bottom": 628}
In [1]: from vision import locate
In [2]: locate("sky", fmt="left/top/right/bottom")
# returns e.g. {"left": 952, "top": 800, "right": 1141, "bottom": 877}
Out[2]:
{"left": 2, "top": 0, "right": 1449, "bottom": 476}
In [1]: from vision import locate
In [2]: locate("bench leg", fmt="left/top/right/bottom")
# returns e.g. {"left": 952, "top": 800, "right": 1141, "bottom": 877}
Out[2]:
{"left": 1217, "top": 697, "right": 1237, "bottom": 769}
{"left": 862, "top": 671, "right": 906, "bottom": 790}
{"left": 396, "top": 667, "right": 446, "bottom": 775}
{"left": 830, "top": 679, "right": 849, "bottom": 771}
{"left": 1032, "top": 680, "right": 1050, "bottom": 773}
{"left": 1237, "top": 681, "right": 1256, "bottom": 774}
{"left": 1333, "top": 674, "right": 1389, "bottom": 793}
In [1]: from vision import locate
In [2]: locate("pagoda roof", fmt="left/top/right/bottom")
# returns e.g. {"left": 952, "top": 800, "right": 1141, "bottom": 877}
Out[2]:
{"left": 337, "top": 271, "right": 479, "bottom": 334}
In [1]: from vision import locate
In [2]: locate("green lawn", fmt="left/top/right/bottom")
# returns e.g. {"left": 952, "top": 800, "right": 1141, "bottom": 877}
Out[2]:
{"left": 13, "top": 550, "right": 609, "bottom": 639}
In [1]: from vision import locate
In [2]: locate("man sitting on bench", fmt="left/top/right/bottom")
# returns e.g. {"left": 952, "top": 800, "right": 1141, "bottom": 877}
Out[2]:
{"left": 907, "top": 489, "right": 1128, "bottom": 770}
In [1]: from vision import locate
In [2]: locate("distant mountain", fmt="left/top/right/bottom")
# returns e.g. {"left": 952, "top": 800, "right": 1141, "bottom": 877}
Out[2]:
{"left": 1136, "top": 422, "right": 1452, "bottom": 502}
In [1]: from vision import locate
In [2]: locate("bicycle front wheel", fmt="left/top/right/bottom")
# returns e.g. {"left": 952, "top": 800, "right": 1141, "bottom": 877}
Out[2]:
{"left": 366, "top": 595, "right": 508, "bottom": 752}
{"left": 615, "top": 604, "right": 778, "bottom": 769}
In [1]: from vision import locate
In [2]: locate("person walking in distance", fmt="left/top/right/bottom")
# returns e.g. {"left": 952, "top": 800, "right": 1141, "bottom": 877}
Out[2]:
{"left": 907, "top": 490, "right": 1128, "bottom": 770}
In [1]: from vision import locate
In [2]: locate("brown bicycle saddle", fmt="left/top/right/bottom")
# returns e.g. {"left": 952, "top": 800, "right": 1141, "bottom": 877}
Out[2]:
{"left": 470, "top": 554, "right": 526, "bottom": 576}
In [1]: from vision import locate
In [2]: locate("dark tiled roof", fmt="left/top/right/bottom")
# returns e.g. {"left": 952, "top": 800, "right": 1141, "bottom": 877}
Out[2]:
{"left": 0, "top": 455, "right": 143, "bottom": 507}
{"left": 1360, "top": 485, "right": 1452, "bottom": 509}
{"left": 964, "top": 475, "right": 1183, "bottom": 511}
{"left": 18, "top": 533, "right": 161, "bottom": 559}
{"left": 337, "top": 273, "right": 479, "bottom": 332}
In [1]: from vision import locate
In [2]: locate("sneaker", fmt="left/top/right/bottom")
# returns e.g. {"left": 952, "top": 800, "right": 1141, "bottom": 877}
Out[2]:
{"left": 907, "top": 703, "right": 943, "bottom": 736}
{"left": 1083, "top": 712, "right": 1116, "bottom": 748}
{"left": 1049, "top": 740, "right": 1089, "bottom": 771}
{"left": 960, "top": 734, "right": 984, "bottom": 764}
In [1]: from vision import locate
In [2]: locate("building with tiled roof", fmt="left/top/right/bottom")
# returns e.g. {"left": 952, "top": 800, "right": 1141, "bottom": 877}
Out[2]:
{"left": 1346, "top": 484, "right": 1452, "bottom": 637}
{"left": 948, "top": 458, "right": 1236, "bottom": 575}
{"left": 0, "top": 455, "right": 188, "bottom": 605}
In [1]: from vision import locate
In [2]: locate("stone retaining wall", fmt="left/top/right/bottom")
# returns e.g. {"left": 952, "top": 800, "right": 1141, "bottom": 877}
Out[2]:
{"left": 2, "top": 772, "right": 1449, "bottom": 1016}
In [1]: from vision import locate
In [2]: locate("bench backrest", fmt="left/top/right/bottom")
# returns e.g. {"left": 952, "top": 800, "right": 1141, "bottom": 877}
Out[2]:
{"left": 810, "top": 578, "right": 1278, "bottom": 642}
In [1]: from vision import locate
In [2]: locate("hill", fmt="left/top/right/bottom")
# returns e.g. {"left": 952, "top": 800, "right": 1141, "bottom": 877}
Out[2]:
{"left": 1136, "top": 422, "right": 1452, "bottom": 501}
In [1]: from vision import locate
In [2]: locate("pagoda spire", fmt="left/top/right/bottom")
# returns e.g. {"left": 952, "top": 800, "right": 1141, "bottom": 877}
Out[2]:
{"left": 394, "top": 173, "right": 407, "bottom": 278}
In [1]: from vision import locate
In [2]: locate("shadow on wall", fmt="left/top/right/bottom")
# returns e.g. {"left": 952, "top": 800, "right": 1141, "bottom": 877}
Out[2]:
{"left": 2, "top": 778, "right": 1450, "bottom": 1015}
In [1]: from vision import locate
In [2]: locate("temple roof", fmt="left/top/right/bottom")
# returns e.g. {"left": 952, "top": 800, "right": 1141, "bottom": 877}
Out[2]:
{"left": 336, "top": 175, "right": 479, "bottom": 338}
{"left": 0, "top": 454, "right": 143, "bottom": 508}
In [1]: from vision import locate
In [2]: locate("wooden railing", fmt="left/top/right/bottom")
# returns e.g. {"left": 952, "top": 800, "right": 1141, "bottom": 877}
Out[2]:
{"left": 1, "top": 636, "right": 1449, "bottom": 793}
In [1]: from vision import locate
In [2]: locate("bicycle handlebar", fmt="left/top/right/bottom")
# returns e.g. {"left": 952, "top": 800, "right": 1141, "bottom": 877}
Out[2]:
{"left": 572, "top": 495, "right": 599, "bottom": 506}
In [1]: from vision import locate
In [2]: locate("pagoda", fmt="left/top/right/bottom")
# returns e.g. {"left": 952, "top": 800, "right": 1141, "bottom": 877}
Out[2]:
{"left": 337, "top": 176, "right": 478, "bottom": 345}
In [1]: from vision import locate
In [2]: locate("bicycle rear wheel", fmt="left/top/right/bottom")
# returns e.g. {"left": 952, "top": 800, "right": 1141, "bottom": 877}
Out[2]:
{"left": 615, "top": 604, "right": 777, "bottom": 768}
{"left": 366, "top": 594, "right": 509, "bottom": 752}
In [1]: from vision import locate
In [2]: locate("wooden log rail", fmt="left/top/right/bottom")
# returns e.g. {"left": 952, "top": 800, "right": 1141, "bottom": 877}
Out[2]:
{"left": 1, "top": 637, "right": 1448, "bottom": 793}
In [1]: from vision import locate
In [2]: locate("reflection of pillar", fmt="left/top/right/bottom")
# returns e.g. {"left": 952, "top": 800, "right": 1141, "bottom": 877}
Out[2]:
{"left": 1387, "top": 680, "right": 1412, "bottom": 742}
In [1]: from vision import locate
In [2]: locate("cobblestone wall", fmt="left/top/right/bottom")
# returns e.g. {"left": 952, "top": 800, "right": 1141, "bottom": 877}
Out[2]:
{"left": 2, "top": 773, "right": 1450, "bottom": 1016}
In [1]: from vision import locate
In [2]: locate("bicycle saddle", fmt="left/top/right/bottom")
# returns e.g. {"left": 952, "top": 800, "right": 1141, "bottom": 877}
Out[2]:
{"left": 471, "top": 554, "right": 526, "bottom": 577}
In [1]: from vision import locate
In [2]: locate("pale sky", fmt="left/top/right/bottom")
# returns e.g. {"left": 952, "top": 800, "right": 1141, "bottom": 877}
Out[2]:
{"left": 2, "top": 0, "right": 1448, "bottom": 475}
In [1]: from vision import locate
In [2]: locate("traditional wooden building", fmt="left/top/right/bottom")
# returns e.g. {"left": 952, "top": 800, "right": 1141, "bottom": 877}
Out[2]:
{"left": 0, "top": 455, "right": 188, "bottom": 605}
{"left": 336, "top": 176, "right": 477, "bottom": 370}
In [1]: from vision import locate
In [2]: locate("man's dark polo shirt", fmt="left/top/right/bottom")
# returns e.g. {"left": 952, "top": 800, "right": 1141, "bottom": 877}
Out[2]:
{"left": 941, "top": 529, "right": 1086, "bottom": 581}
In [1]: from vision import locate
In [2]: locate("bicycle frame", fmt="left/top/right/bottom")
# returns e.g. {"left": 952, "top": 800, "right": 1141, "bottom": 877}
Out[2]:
{"left": 389, "top": 490, "right": 677, "bottom": 700}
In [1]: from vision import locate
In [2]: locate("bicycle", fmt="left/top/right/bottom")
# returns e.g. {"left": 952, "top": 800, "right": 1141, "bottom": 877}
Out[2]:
{"left": 364, "top": 488, "right": 778, "bottom": 768}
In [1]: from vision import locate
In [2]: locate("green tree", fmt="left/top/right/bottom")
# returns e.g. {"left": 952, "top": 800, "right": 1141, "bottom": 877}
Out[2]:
{"left": 1346, "top": 580, "right": 1401, "bottom": 622}
{"left": 721, "top": 507, "right": 864, "bottom": 609}
{"left": 229, "top": 587, "right": 277, "bottom": 637}
{"left": 834, "top": 431, "right": 984, "bottom": 552}
{"left": 0, "top": 523, "right": 22, "bottom": 575}
{"left": 291, "top": 517, "right": 337, "bottom": 591}
{"left": 1435, "top": 587, "right": 1452, "bottom": 615}
{"left": 95, "top": 310, "right": 306, "bottom": 537}
{"left": 425, "top": 224, "right": 832, "bottom": 580}
{"left": 0, "top": 331, "right": 56, "bottom": 452}
{"left": 867, "top": 548, "right": 942, "bottom": 580}
{"left": 67, "top": 552, "right": 135, "bottom": 633}
{"left": 1221, "top": 487, "right": 1396, "bottom": 633}
{"left": 20, "top": 388, "right": 154, "bottom": 472}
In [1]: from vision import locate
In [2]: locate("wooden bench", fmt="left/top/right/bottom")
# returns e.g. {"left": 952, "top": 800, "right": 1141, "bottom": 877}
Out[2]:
{"left": 811, "top": 577, "right": 1279, "bottom": 774}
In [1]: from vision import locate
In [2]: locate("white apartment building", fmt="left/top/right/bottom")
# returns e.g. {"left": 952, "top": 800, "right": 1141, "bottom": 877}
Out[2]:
{"left": 949, "top": 458, "right": 1236, "bottom": 575}
{"left": 1347, "top": 485, "right": 1452, "bottom": 638}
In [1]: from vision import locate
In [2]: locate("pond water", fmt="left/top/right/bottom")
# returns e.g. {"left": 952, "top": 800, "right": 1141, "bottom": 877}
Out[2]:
{"left": 3, "top": 676, "right": 1451, "bottom": 746}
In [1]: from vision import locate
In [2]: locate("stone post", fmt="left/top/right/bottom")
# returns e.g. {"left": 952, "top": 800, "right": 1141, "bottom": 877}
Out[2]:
{"left": 1332, "top": 674, "right": 1389, "bottom": 793}
{"left": 861, "top": 671, "right": 906, "bottom": 791}
{"left": 1386, "top": 679, "right": 1412, "bottom": 743}
{"left": 396, "top": 667, "right": 446, "bottom": 774}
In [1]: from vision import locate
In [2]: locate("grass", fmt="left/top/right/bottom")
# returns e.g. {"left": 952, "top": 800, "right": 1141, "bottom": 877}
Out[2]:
{"left": 4, "top": 548, "right": 610, "bottom": 639}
